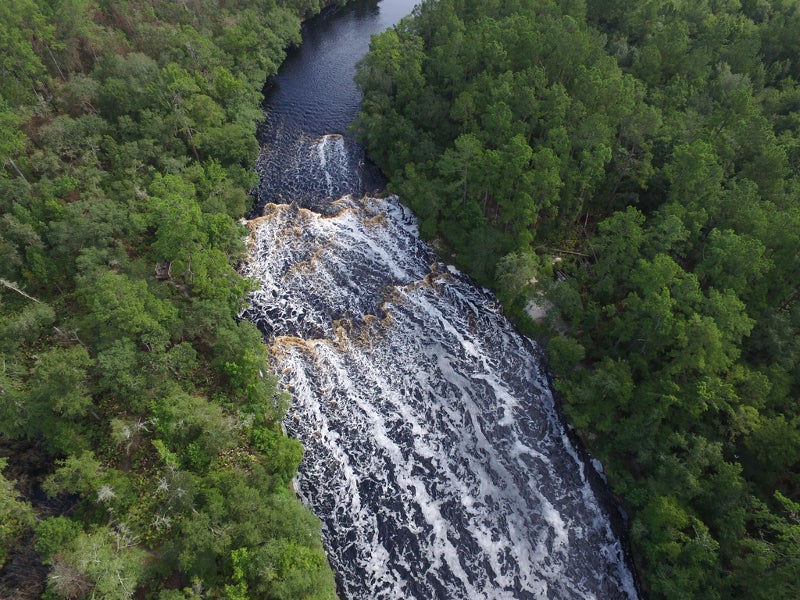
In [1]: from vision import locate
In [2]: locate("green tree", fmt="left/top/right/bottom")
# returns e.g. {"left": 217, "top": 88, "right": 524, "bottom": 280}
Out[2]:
{"left": 0, "top": 0, "right": 54, "bottom": 105}
{"left": 46, "top": 526, "right": 147, "bottom": 600}
{"left": 23, "top": 345, "right": 94, "bottom": 454}
{"left": 0, "top": 458, "right": 35, "bottom": 568}
{"left": 0, "top": 99, "right": 28, "bottom": 175}
{"left": 80, "top": 270, "right": 176, "bottom": 351}
{"left": 632, "top": 495, "right": 720, "bottom": 600}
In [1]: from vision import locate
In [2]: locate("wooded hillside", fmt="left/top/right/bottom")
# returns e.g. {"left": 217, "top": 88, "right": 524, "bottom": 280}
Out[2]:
{"left": 354, "top": 0, "right": 800, "bottom": 597}
{"left": 0, "top": 1, "right": 341, "bottom": 598}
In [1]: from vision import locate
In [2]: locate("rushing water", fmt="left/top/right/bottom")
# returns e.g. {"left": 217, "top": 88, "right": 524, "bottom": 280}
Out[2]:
{"left": 243, "top": 2, "right": 639, "bottom": 598}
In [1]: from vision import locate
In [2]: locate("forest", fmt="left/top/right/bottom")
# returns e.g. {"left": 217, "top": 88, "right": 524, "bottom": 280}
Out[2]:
{"left": 0, "top": 0, "right": 341, "bottom": 598}
{"left": 353, "top": 0, "right": 800, "bottom": 597}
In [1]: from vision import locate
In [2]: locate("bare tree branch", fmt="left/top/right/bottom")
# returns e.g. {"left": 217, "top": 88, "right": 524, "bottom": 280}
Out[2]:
{"left": 0, "top": 279, "right": 41, "bottom": 303}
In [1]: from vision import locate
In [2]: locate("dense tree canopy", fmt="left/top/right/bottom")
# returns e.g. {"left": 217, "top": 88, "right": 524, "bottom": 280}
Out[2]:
{"left": 0, "top": 0, "right": 341, "bottom": 598}
{"left": 355, "top": 0, "right": 800, "bottom": 597}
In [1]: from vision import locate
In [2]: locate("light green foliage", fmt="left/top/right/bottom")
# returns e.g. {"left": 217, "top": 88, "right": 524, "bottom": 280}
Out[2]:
{"left": 39, "top": 113, "right": 107, "bottom": 166}
{"left": 562, "top": 357, "right": 633, "bottom": 433}
{"left": 45, "top": 526, "right": 147, "bottom": 600}
{"left": 81, "top": 271, "right": 176, "bottom": 351}
{"left": 167, "top": 467, "right": 335, "bottom": 597}
{"left": 0, "top": 100, "right": 27, "bottom": 167}
{"left": 146, "top": 174, "right": 206, "bottom": 278}
{"left": 21, "top": 345, "right": 95, "bottom": 454}
{"left": 0, "top": 458, "right": 35, "bottom": 568}
{"left": 42, "top": 450, "right": 103, "bottom": 497}
{"left": 34, "top": 516, "right": 83, "bottom": 564}
{"left": 0, "top": 354, "right": 27, "bottom": 438}
{"left": 153, "top": 389, "right": 238, "bottom": 472}
{"left": 494, "top": 248, "right": 554, "bottom": 324}
{"left": 495, "top": 249, "right": 541, "bottom": 302}
{"left": 546, "top": 334, "right": 585, "bottom": 374}
{"left": 95, "top": 52, "right": 161, "bottom": 120}
{"left": 196, "top": 121, "right": 260, "bottom": 167}
{"left": 251, "top": 427, "right": 304, "bottom": 485}
{"left": 145, "top": 173, "right": 250, "bottom": 306}
{"left": 29, "top": 345, "right": 93, "bottom": 419}
{"left": 95, "top": 340, "right": 149, "bottom": 411}
{"left": 213, "top": 320, "right": 288, "bottom": 419}
{"left": 242, "top": 540, "right": 338, "bottom": 600}
{"left": 0, "top": 0, "right": 54, "bottom": 105}
{"left": 0, "top": 301, "right": 55, "bottom": 352}
{"left": 631, "top": 495, "right": 720, "bottom": 599}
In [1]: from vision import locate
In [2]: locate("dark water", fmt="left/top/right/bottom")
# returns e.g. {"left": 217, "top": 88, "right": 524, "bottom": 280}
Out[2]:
{"left": 253, "top": 0, "right": 412, "bottom": 209}
{"left": 243, "top": 2, "right": 639, "bottom": 598}
{"left": 263, "top": 0, "right": 414, "bottom": 137}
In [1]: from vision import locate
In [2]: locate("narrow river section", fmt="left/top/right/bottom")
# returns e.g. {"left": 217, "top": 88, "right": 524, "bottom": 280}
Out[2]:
{"left": 242, "top": 1, "right": 639, "bottom": 598}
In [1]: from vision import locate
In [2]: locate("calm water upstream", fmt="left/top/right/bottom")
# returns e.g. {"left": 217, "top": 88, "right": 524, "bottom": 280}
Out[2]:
{"left": 242, "top": 1, "right": 639, "bottom": 598}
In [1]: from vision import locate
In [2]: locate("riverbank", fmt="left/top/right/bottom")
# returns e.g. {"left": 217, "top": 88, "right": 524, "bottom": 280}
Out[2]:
{"left": 0, "top": 1, "right": 341, "bottom": 597}
{"left": 242, "top": 1, "right": 639, "bottom": 594}
{"left": 351, "top": 1, "right": 800, "bottom": 598}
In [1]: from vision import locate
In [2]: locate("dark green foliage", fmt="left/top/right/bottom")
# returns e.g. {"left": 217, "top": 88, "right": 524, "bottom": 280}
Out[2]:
{"left": 0, "top": 0, "right": 339, "bottom": 597}
{"left": 355, "top": 0, "right": 800, "bottom": 597}
{"left": 353, "top": 0, "right": 646, "bottom": 284}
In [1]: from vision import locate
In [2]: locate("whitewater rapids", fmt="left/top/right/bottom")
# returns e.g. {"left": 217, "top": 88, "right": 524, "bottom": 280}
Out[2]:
{"left": 242, "top": 135, "right": 637, "bottom": 599}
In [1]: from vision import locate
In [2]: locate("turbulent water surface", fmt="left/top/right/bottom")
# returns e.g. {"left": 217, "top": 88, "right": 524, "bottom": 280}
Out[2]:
{"left": 242, "top": 2, "right": 639, "bottom": 598}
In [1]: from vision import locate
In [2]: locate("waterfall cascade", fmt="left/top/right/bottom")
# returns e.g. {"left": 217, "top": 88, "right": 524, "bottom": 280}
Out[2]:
{"left": 242, "top": 133, "right": 638, "bottom": 600}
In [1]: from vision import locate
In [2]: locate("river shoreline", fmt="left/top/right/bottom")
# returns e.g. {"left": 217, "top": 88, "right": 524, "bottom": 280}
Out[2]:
{"left": 248, "top": 1, "right": 640, "bottom": 597}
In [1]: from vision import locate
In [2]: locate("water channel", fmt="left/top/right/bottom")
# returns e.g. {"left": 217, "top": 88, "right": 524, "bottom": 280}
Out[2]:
{"left": 242, "top": 1, "right": 639, "bottom": 598}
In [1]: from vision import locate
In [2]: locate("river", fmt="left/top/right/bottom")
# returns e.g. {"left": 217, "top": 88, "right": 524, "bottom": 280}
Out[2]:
{"left": 241, "top": 1, "right": 639, "bottom": 598}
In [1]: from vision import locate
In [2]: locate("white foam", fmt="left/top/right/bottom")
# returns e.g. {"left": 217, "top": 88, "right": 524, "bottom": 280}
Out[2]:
{"left": 243, "top": 134, "right": 638, "bottom": 600}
